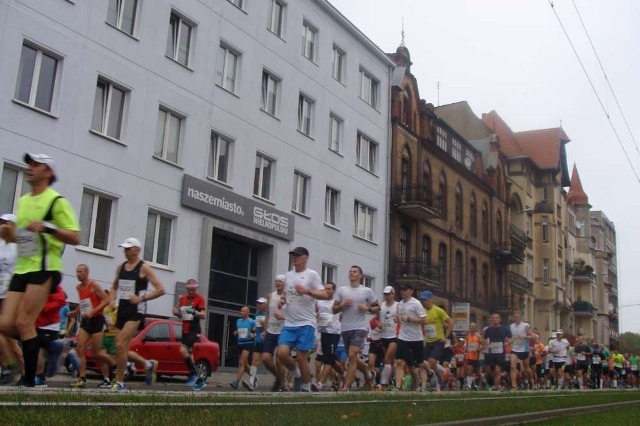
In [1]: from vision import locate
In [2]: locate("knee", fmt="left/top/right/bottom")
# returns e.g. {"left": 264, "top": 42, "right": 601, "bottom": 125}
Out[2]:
{"left": 14, "top": 315, "right": 33, "bottom": 337}
{"left": 115, "top": 339, "right": 128, "bottom": 354}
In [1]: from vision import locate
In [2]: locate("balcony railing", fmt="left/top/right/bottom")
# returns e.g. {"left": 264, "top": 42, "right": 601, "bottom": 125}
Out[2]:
{"left": 392, "top": 185, "right": 442, "bottom": 221}
{"left": 391, "top": 259, "right": 444, "bottom": 287}
{"left": 509, "top": 223, "right": 528, "bottom": 247}
{"left": 510, "top": 271, "right": 533, "bottom": 293}
{"left": 573, "top": 301, "right": 596, "bottom": 316}
{"left": 573, "top": 268, "right": 595, "bottom": 281}
{"left": 494, "top": 242, "right": 525, "bottom": 264}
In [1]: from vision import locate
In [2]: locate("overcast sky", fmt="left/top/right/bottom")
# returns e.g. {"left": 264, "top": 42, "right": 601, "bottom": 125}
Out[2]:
{"left": 329, "top": 0, "right": 640, "bottom": 333}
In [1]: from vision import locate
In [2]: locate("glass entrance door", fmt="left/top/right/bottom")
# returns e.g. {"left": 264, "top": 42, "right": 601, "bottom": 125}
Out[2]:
{"left": 207, "top": 310, "right": 243, "bottom": 370}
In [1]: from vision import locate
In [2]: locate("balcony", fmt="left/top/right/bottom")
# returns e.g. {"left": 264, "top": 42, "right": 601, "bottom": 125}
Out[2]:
{"left": 534, "top": 201, "right": 554, "bottom": 214}
{"left": 573, "top": 300, "right": 597, "bottom": 317}
{"left": 391, "top": 259, "right": 443, "bottom": 289}
{"left": 490, "top": 295, "right": 524, "bottom": 313}
{"left": 572, "top": 260, "right": 595, "bottom": 282}
{"left": 510, "top": 271, "right": 533, "bottom": 293}
{"left": 509, "top": 223, "right": 529, "bottom": 247}
{"left": 494, "top": 242, "right": 525, "bottom": 264}
{"left": 392, "top": 185, "right": 442, "bottom": 221}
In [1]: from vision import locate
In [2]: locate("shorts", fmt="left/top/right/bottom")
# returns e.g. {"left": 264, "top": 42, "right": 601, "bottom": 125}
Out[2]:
{"left": 342, "top": 329, "right": 368, "bottom": 349}
{"left": 181, "top": 332, "right": 200, "bottom": 349}
{"left": 536, "top": 364, "right": 545, "bottom": 376}
{"left": 80, "top": 315, "right": 106, "bottom": 335}
{"left": 369, "top": 339, "right": 384, "bottom": 360}
{"left": 262, "top": 332, "right": 279, "bottom": 355}
{"left": 466, "top": 359, "right": 479, "bottom": 369}
{"left": 632, "top": 369, "right": 640, "bottom": 377}
{"left": 320, "top": 332, "right": 340, "bottom": 365}
{"left": 512, "top": 351, "right": 529, "bottom": 361}
{"left": 423, "top": 340, "right": 445, "bottom": 362}
{"left": 575, "top": 362, "right": 589, "bottom": 372}
{"left": 115, "top": 312, "right": 145, "bottom": 331}
{"left": 381, "top": 337, "right": 397, "bottom": 351}
{"left": 278, "top": 325, "right": 316, "bottom": 352}
{"left": 336, "top": 345, "right": 347, "bottom": 362}
{"left": 551, "top": 361, "right": 566, "bottom": 371}
{"left": 36, "top": 328, "right": 59, "bottom": 350}
{"left": 565, "top": 364, "right": 575, "bottom": 374}
{"left": 9, "top": 271, "right": 61, "bottom": 294}
{"left": 102, "top": 335, "right": 117, "bottom": 356}
{"left": 237, "top": 343, "right": 253, "bottom": 356}
{"left": 441, "top": 347, "right": 454, "bottom": 364}
{"left": 485, "top": 354, "right": 506, "bottom": 370}
{"left": 397, "top": 339, "right": 424, "bottom": 367}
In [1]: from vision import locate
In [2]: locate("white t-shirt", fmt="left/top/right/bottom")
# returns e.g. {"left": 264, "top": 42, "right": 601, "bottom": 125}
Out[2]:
{"left": 266, "top": 290, "right": 285, "bottom": 334}
{"left": 397, "top": 297, "right": 426, "bottom": 342}
{"left": 510, "top": 321, "right": 530, "bottom": 353}
{"left": 548, "top": 338, "right": 570, "bottom": 362}
{"left": 379, "top": 301, "right": 399, "bottom": 339}
{"left": 334, "top": 284, "right": 377, "bottom": 332}
{"left": 283, "top": 268, "right": 323, "bottom": 327}
{"left": 0, "top": 240, "right": 17, "bottom": 299}
{"left": 317, "top": 299, "right": 341, "bottom": 334}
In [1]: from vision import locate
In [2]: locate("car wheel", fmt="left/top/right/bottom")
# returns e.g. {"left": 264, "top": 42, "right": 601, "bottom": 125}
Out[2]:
{"left": 194, "top": 359, "right": 211, "bottom": 378}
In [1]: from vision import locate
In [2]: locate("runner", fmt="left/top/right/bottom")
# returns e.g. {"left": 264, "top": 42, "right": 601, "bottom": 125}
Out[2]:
{"left": 464, "top": 322, "right": 484, "bottom": 390}
{"left": 314, "top": 282, "right": 344, "bottom": 391}
{"left": 261, "top": 275, "right": 286, "bottom": 391}
{"left": 547, "top": 330, "right": 570, "bottom": 389}
{"left": 574, "top": 337, "right": 592, "bottom": 389}
{"left": 591, "top": 341, "right": 604, "bottom": 389}
{"left": 246, "top": 297, "right": 268, "bottom": 391}
{"left": 420, "top": 291, "right": 453, "bottom": 392}
{"left": 230, "top": 306, "right": 255, "bottom": 390}
{"left": 509, "top": 311, "right": 533, "bottom": 390}
{"left": 394, "top": 284, "right": 426, "bottom": 391}
{"left": 376, "top": 286, "right": 398, "bottom": 391}
{"left": 483, "top": 313, "right": 511, "bottom": 391}
{"left": 173, "top": 279, "right": 206, "bottom": 391}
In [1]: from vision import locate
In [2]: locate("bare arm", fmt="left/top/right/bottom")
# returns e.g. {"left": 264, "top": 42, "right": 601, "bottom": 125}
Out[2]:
{"left": 134, "top": 264, "right": 165, "bottom": 304}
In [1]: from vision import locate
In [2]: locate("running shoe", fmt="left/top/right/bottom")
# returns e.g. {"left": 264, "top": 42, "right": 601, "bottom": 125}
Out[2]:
{"left": 192, "top": 379, "right": 207, "bottom": 391}
{"left": 145, "top": 360, "right": 159, "bottom": 385}
{"left": 242, "top": 377, "right": 255, "bottom": 391}
{"left": 270, "top": 381, "right": 281, "bottom": 392}
{"left": 98, "top": 379, "right": 112, "bottom": 389}
{"left": 311, "top": 382, "right": 321, "bottom": 392}
{"left": 293, "top": 376, "right": 302, "bottom": 392}
{"left": 70, "top": 377, "right": 86, "bottom": 388}
{"left": 229, "top": 379, "right": 239, "bottom": 390}
{"left": 35, "top": 376, "right": 47, "bottom": 388}
{"left": 112, "top": 382, "right": 126, "bottom": 392}
{"left": 185, "top": 374, "right": 198, "bottom": 387}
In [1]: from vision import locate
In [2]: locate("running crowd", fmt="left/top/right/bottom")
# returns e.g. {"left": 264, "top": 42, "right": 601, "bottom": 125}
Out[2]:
{"left": 0, "top": 153, "right": 637, "bottom": 393}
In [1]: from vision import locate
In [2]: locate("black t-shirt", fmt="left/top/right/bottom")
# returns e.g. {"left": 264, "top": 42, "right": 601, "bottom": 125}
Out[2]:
{"left": 484, "top": 325, "right": 512, "bottom": 355}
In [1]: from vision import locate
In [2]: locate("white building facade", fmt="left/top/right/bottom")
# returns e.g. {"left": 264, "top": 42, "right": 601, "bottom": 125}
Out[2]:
{"left": 0, "top": 0, "right": 393, "bottom": 368}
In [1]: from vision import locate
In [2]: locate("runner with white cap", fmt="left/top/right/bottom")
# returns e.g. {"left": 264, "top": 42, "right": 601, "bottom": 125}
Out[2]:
{"left": 376, "top": 285, "right": 399, "bottom": 391}
{"left": 262, "top": 274, "right": 286, "bottom": 391}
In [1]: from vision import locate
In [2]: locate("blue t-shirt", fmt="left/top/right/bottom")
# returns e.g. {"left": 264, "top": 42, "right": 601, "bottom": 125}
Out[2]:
{"left": 254, "top": 310, "right": 267, "bottom": 344}
{"left": 236, "top": 317, "right": 256, "bottom": 346}
{"left": 59, "top": 305, "right": 70, "bottom": 333}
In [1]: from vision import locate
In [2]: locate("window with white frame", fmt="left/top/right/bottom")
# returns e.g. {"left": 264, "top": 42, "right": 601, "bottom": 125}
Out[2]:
{"left": 261, "top": 70, "right": 280, "bottom": 116}
{"left": 144, "top": 210, "right": 173, "bottom": 266}
{"left": 227, "top": 0, "right": 244, "bottom": 10}
{"left": 155, "top": 107, "right": 183, "bottom": 164}
{"left": 79, "top": 190, "right": 113, "bottom": 251}
{"left": 106, "top": 0, "right": 138, "bottom": 35}
{"left": 362, "top": 275, "right": 374, "bottom": 289}
{"left": 301, "top": 21, "right": 317, "bottom": 62}
{"left": 297, "top": 93, "right": 314, "bottom": 136}
{"left": 14, "top": 43, "right": 60, "bottom": 113}
{"left": 543, "top": 258, "right": 549, "bottom": 284}
{"left": 527, "top": 255, "right": 534, "bottom": 282}
{"left": 91, "top": 78, "right": 127, "bottom": 140}
{"left": 436, "top": 126, "right": 448, "bottom": 151}
{"left": 332, "top": 44, "right": 346, "bottom": 83}
{"left": 356, "top": 132, "right": 377, "bottom": 174}
{"left": 166, "top": 12, "right": 193, "bottom": 66}
{"left": 322, "top": 262, "right": 337, "bottom": 283}
{"left": 268, "top": 0, "right": 286, "bottom": 37}
{"left": 253, "top": 154, "right": 273, "bottom": 200}
{"left": 452, "top": 138, "right": 462, "bottom": 162}
{"left": 359, "top": 68, "right": 378, "bottom": 108}
{"left": 207, "top": 132, "right": 232, "bottom": 183}
{"left": 328, "top": 113, "right": 342, "bottom": 153}
{"left": 324, "top": 186, "right": 339, "bottom": 227}
{"left": 0, "top": 166, "right": 29, "bottom": 214}
{"left": 216, "top": 44, "right": 240, "bottom": 94}
{"left": 291, "top": 171, "right": 309, "bottom": 214}
{"left": 354, "top": 200, "right": 375, "bottom": 241}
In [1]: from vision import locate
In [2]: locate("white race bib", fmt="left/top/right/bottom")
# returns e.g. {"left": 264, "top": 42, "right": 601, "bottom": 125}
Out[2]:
{"left": 490, "top": 341, "right": 504, "bottom": 354}
{"left": 238, "top": 328, "right": 249, "bottom": 339}
{"left": 117, "top": 279, "right": 135, "bottom": 301}
{"left": 577, "top": 353, "right": 586, "bottom": 361}
{"left": 467, "top": 342, "right": 478, "bottom": 352}
{"left": 592, "top": 355, "right": 601, "bottom": 364}
{"left": 16, "top": 229, "right": 39, "bottom": 258}
{"left": 79, "top": 298, "right": 92, "bottom": 315}
{"left": 632, "top": 365, "right": 638, "bottom": 371}
{"left": 179, "top": 306, "right": 194, "bottom": 321}
{"left": 425, "top": 324, "right": 437, "bottom": 339}
{"left": 317, "top": 312, "right": 333, "bottom": 327}
{"left": 287, "top": 291, "right": 303, "bottom": 304}
{"left": 383, "top": 317, "right": 395, "bottom": 330}
{"left": 255, "top": 315, "right": 266, "bottom": 328}
{"left": 268, "top": 317, "right": 283, "bottom": 333}
{"left": 0, "top": 273, "right": 10, "bottom": 297}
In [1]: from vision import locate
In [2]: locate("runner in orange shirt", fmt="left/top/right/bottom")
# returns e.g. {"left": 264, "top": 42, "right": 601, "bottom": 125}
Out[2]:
{"left": 464, "top": 322, "right": 484, "bottom": 390}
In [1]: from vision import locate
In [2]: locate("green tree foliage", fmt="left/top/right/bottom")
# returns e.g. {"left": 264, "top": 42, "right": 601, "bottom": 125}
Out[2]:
{"left": 620, "top": 332, "right": 640, "bottom": 353}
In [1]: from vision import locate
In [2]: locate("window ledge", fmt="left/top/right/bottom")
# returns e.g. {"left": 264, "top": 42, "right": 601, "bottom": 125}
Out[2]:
{"left": 332, "top": 77, "right": 347, "bottom": 87}
{"left": 105, "top": 22, "right": 139, "bottom": 41}
{"left": 165, "top": 55, "right": 194, "bottom": 71}
{"left": 12, "top": 99, "right": 58, "bottom": 119}
{"left": 260, "top": 108, "right": 280, "bottom": 121}
{"left": 252, "top": 194, "right": 275, "bottom": 206}
{"left": 355, "top": 164, "right": 379, "bottom": 178}
{"left": 352, "top": 234, "right": 377, "bottom": 245}
{"left": 214, "top": 84, "right": 240, "bottom": 98}
{"left": 358, "top": 96, "right": 381, "bottom": 113}
{"left": 267, "top": 29, "right": 286, "bottom": 42}
{"left": 324, "top": 223, "right": 340, "bottom": 232}
{"left": 75, "top": 245, "right": 115, "bottom": 258}
{"left": 291, "top": 210, "right": 310, "bottom": 219}
{"left": 328, "top": 148, "right": 343, "bottom": 157}
{"left": 152, "top": 155, "right": 184, "bottom": 170}
{"left": 296, "top": 129, "right": 314, "bottom": 140}
{"left": 145, "top": 261, "right": 175, "bottom": 272}
{"left": 89, "top": 129, "right": 127, "bottom": 146}
{"left": 205, "top": 176, "right": 233, "bottom": 190}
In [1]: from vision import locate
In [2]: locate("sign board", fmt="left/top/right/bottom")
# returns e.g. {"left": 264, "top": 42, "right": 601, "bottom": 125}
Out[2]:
{"left": 452, "top": 302, "right": 470, "bottom": 336}
{"left": 181, "top": 174, "right": 295, "bottom": 240}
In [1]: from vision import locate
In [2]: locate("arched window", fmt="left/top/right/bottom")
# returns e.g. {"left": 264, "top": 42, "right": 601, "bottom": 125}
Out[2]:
{"left": 481, "top": 263, "right": 489, "bottom": 300}
{"left": 422, "top": 235, "right": 431, "bottom": 274}
{"left": 470, "top": 258, "right": 477, "bottom": 299}
{"left": 438, "top": 243, "right": 447, "bottom": 283}
{"left": 455, "top": 251, "right": 463, "bottom": 295}
{"left": 470, "top": 193, "right": 477, "bottom": 238}
{"left": 439, "top": 173, "right": 447, "bottom": 219}
{"left": 455, "top": 184, "right": 463, "bottom": 229}
{"left": 482, "top": 202, "right": 489, "bottom": 243}
{"left": 401, "top": 147, "right": 411, "bottom": 201}
{"left": 399, "top": 225, "right": 409, "bottom": 261}
{"left": 496, "top": 210, "right": 503, "bottom": 243}
{"left": 422, "top": 161, "right": 432, "bottom": 202}
{"left": 403, "top": 89, "right": 413, "bottom": 128}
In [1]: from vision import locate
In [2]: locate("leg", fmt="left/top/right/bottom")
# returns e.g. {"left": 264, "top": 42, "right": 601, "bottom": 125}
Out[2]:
{"left": 75, "top": 328, "right": 90, "bottom": 379}
{"left": 115, "top": 320, "right": 140, "bottom": 384}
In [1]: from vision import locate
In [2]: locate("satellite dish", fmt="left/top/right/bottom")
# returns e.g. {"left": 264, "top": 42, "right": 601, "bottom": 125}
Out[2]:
{"left": 463, "top": 156, "right": 473, "bottom": 169}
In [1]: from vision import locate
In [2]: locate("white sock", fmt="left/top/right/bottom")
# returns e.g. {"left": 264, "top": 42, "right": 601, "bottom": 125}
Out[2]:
{"left": 558, "top": 377, "right": 563, "bottom": 387}
{"left": 381, "top": 364, "right": 392, "bottom": 385}
{"left": 250, "top": 366, "right": 257, "bottom": 377}
{"left": 578, "top": 377, "right": 583, "bottom": 388}
{"left": 293, "top": 367, "right": 301, "bottom": 379}
{"left": 466, "top": 376, "right": 473, "bottom": 387}
{"left": 301, "top": 382, "right": 310, "bottom": 391}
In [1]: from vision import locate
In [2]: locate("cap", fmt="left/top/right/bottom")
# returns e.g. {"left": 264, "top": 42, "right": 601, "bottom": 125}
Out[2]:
{"left": 398, "top": 283, "right": 413, "bottom": 291}
{"left": 555, "top": 329, "right": 563, "bottom": 334}
{"left": 24, "top": 153, "right": 56, "bottom": 183}
{"left": 185, "top": 282, "right": 198, "bottom": 290}
{"left": 289, "top": 246, "right": 309, "bottom": 256}
{"left": 383, "top": 285, "right": 395, "bottom": 294}
{"left": 275, "top": 274, "right": 286, "bottom": 282}
{"left": 419, "top": 290, "right": 433, "bottom": 300}
{"left": 119, "top": 237, "right": 141, "bottom": 248}
{"left": 0, "top": 213, "right": 17, "bottom": 223}
{"left": 257, "top": 297, "right": 267, "bottom": 304}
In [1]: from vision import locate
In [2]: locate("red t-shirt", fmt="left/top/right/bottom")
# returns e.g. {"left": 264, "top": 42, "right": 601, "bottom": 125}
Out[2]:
{"left": 179, "top": 293, "right": 205, "bottom": 334}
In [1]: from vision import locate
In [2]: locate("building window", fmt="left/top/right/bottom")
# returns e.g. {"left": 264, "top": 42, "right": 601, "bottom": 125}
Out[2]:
{"left": 79, "top": 190, "right": 113, "bottom": 251}
{"left": 399, "top": 226, "right": 409, "bottom": 261}
{"left": 359, "top": 68, "right": 378, "bottom": 108}
{"left": 332, "top": 44, "right": 346, "bottom": 83}
{"left": 356, "top": 132, "right": 377, "bottom": 174}
{"left": 455, "top": 251, "right": 463, "bottom": 295}
{"left": 106, "top": 0, "right": 137, "bottom": 35}
{"left": 421, "top": 236, "right": 431, "bottom": 273}
{"left": 362, "top": 275, "right": 374, "bottom": 288}
{"left": 543, "top": 259, "right": 550, "bottom": 284}
{"left": 166, "top": 12, "right": 193, "bottom": 66}
{"left": 482, "top": 202, "right": 489, "bottom": 243}
{"left": 321, "top": 262, "right": 337, "bottom": 283}
{"left": 301, "top": 21, "right": 317, "bottom": 62}
{"left": 297, "top": 93, "right": 314, "bottom": 136}
{"left": 14, "top": 43, "right": 60, "bottom": 113}
{"left": 207, "top": 132, "right": 232, "bottom": 183}
{"left": 91, "top": 78, "right": 127, "bottom": 141}
{"left": 470, "top": 258, "right": 477, "bottom": 298}
{"left": 0, "top": 166, "right": 29, "bottom": 214}
{"left": 155, "top": 107, "right": 183, "bottom": 164}
{"left": 527, "top": 255, "right": 534, "bottom": 282}
{"left": 253, "top": 154, "right": 273, "bottom": 200}
{"left": 324, "top": 186, "right": 339, "bottom": 227}
{"left": 496, "top": 210, "right": 503, "bottom": 242}
{"left": 291, "top": 171, "right": 309, "bottom": 215}
{"left": 328, "top": 113, "right": 343, "bottom": 153}
{"left": 438, "top": 243, "right": 447, "bottom": 281}
{"left": 470, "top": 193, "right": 477, "bottom": 238}
{"left": 439, "top": 173, "right": 447, "bottom": 219}
{"left": 455, "top": 184, "right": 463, "bottom": 229}
{"left": 422, "top": 162, "right": 432, "bottom": 199}
{"left": 400, "top": 147, "right": 410, "bottom": 199}
{"left": 542, "top": 217, "right": 549, "bottom": 242}
{"left": 144, "top": 210, "right": 172, "bottom": 266}
{"left": 481, "top": 263, "right": 489, "bottom": 299}
{"left": 261, "top": 70, "right": 280, "bottom": 116}
{"left": 354, "top": 200, "right": 375, "bottom": 242}
{"left": 216, "top": 44, "right": 240, "bottom": 94}
{"left": 228, "top": 0, "right": 244, "bottom": 10}
{"left": 436, "top": 126, "right": 448, "bottom": 151}
{"left": 452, "top": 138, "right": 462, "bottom": 162}
{"left": 268, "top": 0, "right": 285, "bottom": 37}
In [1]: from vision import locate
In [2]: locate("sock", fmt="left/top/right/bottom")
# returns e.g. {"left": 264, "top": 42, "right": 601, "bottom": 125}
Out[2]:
{"left": 146, "top": 360, "right": 153, "bottom": 369}
{"left": 558, "top": 377, "right": 563, "bottom": 387}
{"left": 301, "top": 382, "right": 310, "bottom": 391}
{"left": 578, "top": 377, "right": 583, "bottom": 388}
{"left": 250, "top": 366, "right": 257, "bottom": 378}
{"left": 466, "top": 376, "right": 473, "bottom": 388}
{"left": 21, "top": 337, "right": 40, "bottom": 387}
{"left": 381, "top": 364, "right": 392, "bottom": 385}
{"left": 183, "top": 357, "right": 195, "bottom": 375}
{"left": 293, "top": 367, "right": 301, "bottom": 379}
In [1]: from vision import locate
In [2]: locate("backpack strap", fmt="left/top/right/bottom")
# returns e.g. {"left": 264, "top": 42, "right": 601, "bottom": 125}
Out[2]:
{"left": 43, "top": 195, "right": 63, "bottom": 222}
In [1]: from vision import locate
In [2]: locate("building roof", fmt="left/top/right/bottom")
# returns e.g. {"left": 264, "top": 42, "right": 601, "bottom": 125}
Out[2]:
{"left": 481, "top": 110, "right": 524, "bottom": 157}
{"left": 513, "top": 127, "right": 571, "bottom": 170}
{"left": 567, "top": 164, "right": 589, "bottom": 205}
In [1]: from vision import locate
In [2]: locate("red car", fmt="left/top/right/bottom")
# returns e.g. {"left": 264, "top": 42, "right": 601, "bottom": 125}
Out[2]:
{"left": 78, "top": 318, "right": 219, "bottom": 379}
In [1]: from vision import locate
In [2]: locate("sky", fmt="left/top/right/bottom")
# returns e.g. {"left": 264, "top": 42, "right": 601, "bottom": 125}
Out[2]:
{"left": 329, "top": 0, "right": 640, "bottom": 332}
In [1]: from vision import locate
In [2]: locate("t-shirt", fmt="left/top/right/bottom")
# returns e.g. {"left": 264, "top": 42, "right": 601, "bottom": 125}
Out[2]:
{"left": 548, "top": 338, "right": 570, "bottom": 362}
{"left": 424, "top": 304, "right": 450, "bottom": 343}
{"left": 465, "top": 333, "right": 482, "bottom": 361}
{"left": 254, "top": 309, "right": 267, "bottom": 344}
{"left": 317, "top": 299, "right": 340, "bottom": 334}
{"left": 484, "top": 325, "right": 512, "bottom": 355}
{"left": 397, "top": 297, "right": 426, "bottom": 342}
{"left": 379, "top": 301, "right": 398, "bottom": 339}
{"left": 574, "top": 344, "right": 591, "bottom": 363}
{"left": 0, "top": 240, "right": 17, "bottom": 298}
{"left": 334, "top": 284, "right": 377, "bottom": 332}
{"left": 612, "top": 353, "right": 625, "bottom": 369}
{"left": 14, "top": 188, "right": 79, "bottom": 274}
{"left": 629, "top": 355, "right": 639, "bottom": 371}
{"left": 103, "top": 304, "right": 118, "bottom": 337}
{"left": 236, "top": 317, "right": 256, "bottom": 346}
{"left": 178, "top": 293, "right": 205, "bottom": 334}
{"left": 510, "top": 322, "right": 530, "bottom": 353}
{"left": 266, "top": 291, "right": 284, "bottom": 334}
{"left": 283, "top": 268, "right": 323, "bottom": 327}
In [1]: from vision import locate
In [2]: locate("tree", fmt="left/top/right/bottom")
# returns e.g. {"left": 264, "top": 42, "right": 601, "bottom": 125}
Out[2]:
{"left": 620, "top": 332, "right": 640, "bottom": 353}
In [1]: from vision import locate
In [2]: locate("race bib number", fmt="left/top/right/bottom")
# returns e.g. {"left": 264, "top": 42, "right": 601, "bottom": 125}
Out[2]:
{"left": 179, "top": 306, "right": 194, "bottom": 321}
{"left": 117, "top": 279, "right": 135, "bottom": 301}
{"left": 577, "top": 353, "right": 586, "bottom": 361}
{"left": 287, "top": 290, "right": 303, "bottom": 304}
{"left": 268, "top": 317, "right": 283, "bottom": 333}
{"left": 317, "top": 312, "right": 333, "bottom": 327}
{"left": 255, "top": 315, "right": 266, "bottom": 328}
{"left": 383, "top": 317, "right": 395, "bottom": 330}
{"left": 0, "top": 273, "right": 10, "bottom": 297}
{"left": 632, "top": 365, "right": 638, "bottom": 372}
{"left": 467, "top": 342, "right": 478, "bottom": 352}
{"left": 490, "top": 341, "right": 504, "bottom": 354}
{"left": 16, "top": 229, "right": 39, "bottom": 258}
{"left": 238, "top": 328, "right": 249, "bottom": 339}
{"left": 592, "top": 355, "right": 601, "bottom": 364}
{"left": 79, "top": 298, "right": 92, "bottom": 315}
{"left": 425, "top": 324, "right": 437, "bottom": 339}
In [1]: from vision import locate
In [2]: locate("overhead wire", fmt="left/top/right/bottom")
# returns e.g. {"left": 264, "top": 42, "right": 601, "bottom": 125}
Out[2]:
{"left": 548, "top": 0, "right": 640, "bottom": 184}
